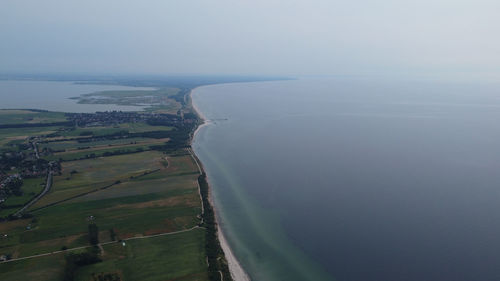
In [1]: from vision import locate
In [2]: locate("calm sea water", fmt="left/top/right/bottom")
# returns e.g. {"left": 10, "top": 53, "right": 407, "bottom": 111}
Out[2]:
{"left": 192, "top": 77, "right": 500, "bottom": 281}
{"left": 0, "top": 80, "right": 152, "bottom": 112}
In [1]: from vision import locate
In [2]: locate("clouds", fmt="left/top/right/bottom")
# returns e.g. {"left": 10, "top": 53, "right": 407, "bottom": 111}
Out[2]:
{"left": 1, "top": 0, "right": 499, "bottom": 78}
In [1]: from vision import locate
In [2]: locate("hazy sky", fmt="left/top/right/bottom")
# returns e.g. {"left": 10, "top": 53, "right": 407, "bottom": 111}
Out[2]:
{"left": 1, "top": 0, "right": 500, "bottom": 77}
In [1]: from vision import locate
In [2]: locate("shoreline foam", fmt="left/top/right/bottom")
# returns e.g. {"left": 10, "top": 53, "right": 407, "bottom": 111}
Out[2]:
{"left": 190, "top": 88, "right": 251, "bottom": 281}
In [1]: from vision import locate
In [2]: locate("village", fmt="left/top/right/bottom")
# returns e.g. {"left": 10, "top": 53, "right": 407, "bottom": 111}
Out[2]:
{"left": 65, "top": 111, "right": 187, "bottom": 128}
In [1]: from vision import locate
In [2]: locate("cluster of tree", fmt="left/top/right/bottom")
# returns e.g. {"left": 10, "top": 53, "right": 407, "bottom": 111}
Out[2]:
{"left": 88, "top": 223, "right": 99, "bottom": 245}
{"left": 182, "top": 112, "right": 198, "bottom": 120}
{"left": 76, "top": 131, "right": 129, "bottom": 143}
{"left": 0, "top": 176, "right": 23, "bottom": 198}
{"left": 79, "top": 131, "right": 93, "bottom": 136}
{"left": 92, "top": 272, "right": 121, "bottom": 281}
{"left": 198, "top": 173, "right": 232, "bottom": 281}
{"left": 63, "top": 248, "right": 102, "bottom": 281}
{"left": 169, "top": 88, "right": 189, "bottom": 106}
{"left": 45, "top": 132, "right": 61, "bottom": 138}
{"left": 61, "top": 224, "right": 103, "bottom": 280}
{"left": 0, "top": 151, "right": 25, "bottom": 172}
{"left": 0, "top": 212, "right": 33, "bottom": 222}
{"left": 39, "top": 135, "right": 92, "bottom": 143}
{"left": 0, "top": 174, "right": 27, "bottom": 217}
{"left": 99, "top": 147, "right": 145, "bottom": 157}
{"left": 145, "top": 113, "right": 183, "bottom": 127}
{"left": 0, "top": 203, "right": 24, "bottom": 210}
{"left": 60, "top": 148, "right": 146, "bottom": 162}
{"left": 129, "top": 130, "right": 172, "bottom": 139}
{"left": 16, "top": 143, "right": 31, "bottom": 150}
{"left": 18, "top": 158, "right": 53, "bottom": 178}
{"left": 42, "top": 147, "right": 64, "bottom": 154}
{"left": 109, "top": 228, "right": 116, "bottom": 241}
{"left": 1, "top": 150, "right": 57, "bottom": 177}
{"left": 76, "top": 146, "right": 91, "bottom": 150}
{"left": 148, "top": 128, "right": 193, "bottom": 153}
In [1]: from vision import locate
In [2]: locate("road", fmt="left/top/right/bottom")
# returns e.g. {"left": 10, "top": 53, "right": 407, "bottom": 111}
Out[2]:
{"left": 12, "top": 140, "right": 50, "bottom": 216}
{"left": 187, "top": 148, "right": 205, "bottom": 216}
{"left": 32, "top": 140, "right": 40, "bottom": 159}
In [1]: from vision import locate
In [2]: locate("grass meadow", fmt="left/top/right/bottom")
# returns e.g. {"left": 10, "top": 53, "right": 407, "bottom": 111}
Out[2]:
{"left": 0, "top": 150, "right": 207, "bottom": 281}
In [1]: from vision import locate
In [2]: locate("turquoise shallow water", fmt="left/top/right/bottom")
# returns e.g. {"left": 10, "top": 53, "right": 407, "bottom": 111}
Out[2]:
{"left": 192, "top": 78, "right": 500, "bottom": 281}
{"left": 192, "top": 82, "right": 335, "bottom": 281}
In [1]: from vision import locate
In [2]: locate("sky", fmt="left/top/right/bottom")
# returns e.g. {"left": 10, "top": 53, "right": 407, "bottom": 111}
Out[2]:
{"left": 1, "top": 0, "right": 500, "bottom": 78}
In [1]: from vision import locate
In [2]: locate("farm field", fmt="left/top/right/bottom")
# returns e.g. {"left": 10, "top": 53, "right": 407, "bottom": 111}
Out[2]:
{"left": 31, "top": 151, "right": 180, "bottom": 208}
{"left": 0, "top": 126, "right": 59, "bottom": 148}
{"left": 0, "top": 228, "right": 209, "bottom": 281}
{"left": 39, "top": 137, "right": 148, "bottom": 151}
{"left": 0, "top": 149, "right": 205, "bottom": 281}
{"left": 42, "top": 145, "right": 153, "bottom": 162}
{"left": 0, "top": 106, "right": 220, "bottom": 281}
{"left": 49, "top": 138, "right": 168, "bottom": 155}
{"left": 58, "top": 123, "right": 172, "bottom": 138}
{"left": 0, "top": 251, "right": 67, "bottom": 281}
{"left": 74, "top": 228, "right": 209, "bottom": 281}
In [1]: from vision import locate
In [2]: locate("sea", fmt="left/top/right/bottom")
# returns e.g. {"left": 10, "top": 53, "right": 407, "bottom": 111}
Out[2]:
{"left": 192, "top": 77, "right": 500, "bottom": 281}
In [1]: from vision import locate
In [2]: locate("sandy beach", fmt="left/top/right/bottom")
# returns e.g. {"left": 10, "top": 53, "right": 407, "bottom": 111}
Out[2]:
{"left": 190, "top": 88, "right": 251, "bottom": 281}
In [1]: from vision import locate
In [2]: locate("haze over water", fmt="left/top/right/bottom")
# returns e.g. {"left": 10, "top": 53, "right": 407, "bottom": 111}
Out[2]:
{"left": 193, "top": 77, "right": 500, "bottom": 281}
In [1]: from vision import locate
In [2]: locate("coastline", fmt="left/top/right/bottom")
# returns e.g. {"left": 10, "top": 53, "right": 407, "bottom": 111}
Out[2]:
{"left": 190, "top": 88, "right": 251, "bottom": 281}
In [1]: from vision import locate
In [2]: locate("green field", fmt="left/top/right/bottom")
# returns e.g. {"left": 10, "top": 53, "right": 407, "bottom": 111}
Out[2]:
{"left": 59, "top": 127, "right": 125, "bottom": 137}
{"left": 0, "top": 251, "right": 67, "bottom": 281}
{"left": 75, "top": 229, "right": 209, "bottom": 281}
{"left": 117, "top": 122, "right": 173, "bottom": 133}
{"left": 56, "top": 123, "right": 172, "bottom": 137}
{"left": 42, "top": 145, "right": 154, "bottom": 162}
{"left": 41, "top": 137, "right": 169, "bottom": 157}
{"left": 32, "top": 151, "right": 171, "bottom": 208}
{"left": 0, "top": 148, "right": 205, "bottom": 281}
{"left": 0, "top": 110, "right": 67, "bottom": 125}
{"left": 39, "top": 137, "right": 150, "bottom": 151}
{"left": 0, "top": 126, "right": 59, "bottom": 148}
{"left": 0, "top": 228, "right": 209, "bottom": 281}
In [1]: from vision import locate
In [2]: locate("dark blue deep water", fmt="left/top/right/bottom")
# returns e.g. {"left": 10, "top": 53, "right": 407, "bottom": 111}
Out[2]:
{"left": 192, "top": 78, "right": 500, "bottom": 281}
